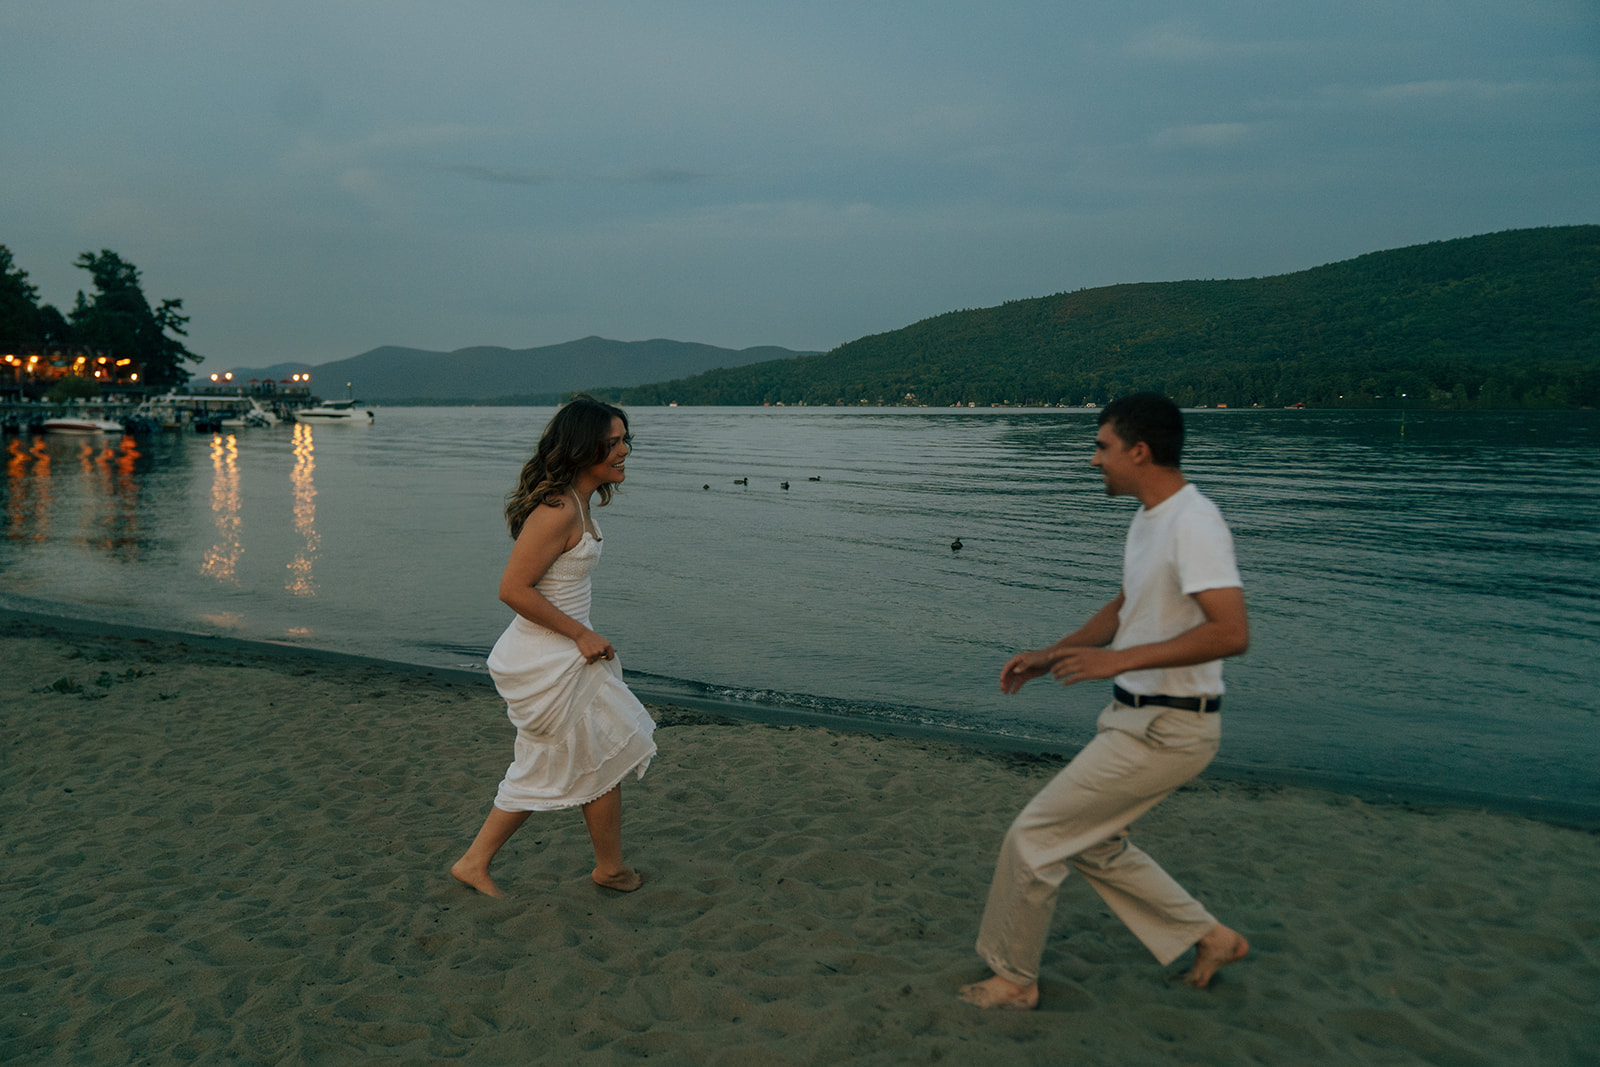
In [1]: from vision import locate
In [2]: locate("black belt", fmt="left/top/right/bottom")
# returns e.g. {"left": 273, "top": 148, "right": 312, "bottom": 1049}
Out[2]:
{"left": 1113, "top": 685, "right": 1221, "bottom": 713}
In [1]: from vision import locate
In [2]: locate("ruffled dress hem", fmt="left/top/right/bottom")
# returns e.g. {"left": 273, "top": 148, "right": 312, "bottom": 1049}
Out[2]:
{"left": 496, "top": 753, "right": 653, "bottom": 814}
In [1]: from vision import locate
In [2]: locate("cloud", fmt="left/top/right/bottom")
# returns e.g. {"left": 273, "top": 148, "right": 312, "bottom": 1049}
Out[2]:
{"left": 440, "top": 164, "right": 711, "bottom": 187}
{"left": 623, "top": 199, "right": 882, "bottom": 244}
{"left": 1365, "top": 79, "right": 1552, "bottom": 104}
{"left": 272, "top": 82, "right": 326, "bottom": 128}
{"left": 1126, "top": 21, "right": 1301, "bottom": 62}
{"left": 440, "top": 165, "right": 556, "bottom": 187}
{"left": 337, "top": 169, "right": 383, "bottom": 197}
{"left": 1151, "top": 123, "right": 1255, "bottom": 149}
{"left": 281, "top": 124, "right": 492, "bottom": 177}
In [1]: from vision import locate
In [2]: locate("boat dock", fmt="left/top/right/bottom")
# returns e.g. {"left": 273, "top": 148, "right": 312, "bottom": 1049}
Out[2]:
{"left": 2, "top": 392, "right": 313, "bottom": 435}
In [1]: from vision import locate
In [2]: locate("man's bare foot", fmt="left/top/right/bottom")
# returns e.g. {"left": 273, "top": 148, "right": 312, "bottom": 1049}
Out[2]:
{"left": 592, "top": 866, "right": 643, "bottom": 892}
{"left": 450, "top": 858, "right": 507, "bottom": 898}
{"left": 957, "top": 974, "right": 1039, "bottom": 1010}
{"left": 1180, "top": 924, "right": 1249, "bottom": 988}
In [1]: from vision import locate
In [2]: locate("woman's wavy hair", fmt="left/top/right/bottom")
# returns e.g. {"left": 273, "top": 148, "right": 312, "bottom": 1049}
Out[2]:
{"left": 504, "top": 394, "right": 630, "bottom": 539}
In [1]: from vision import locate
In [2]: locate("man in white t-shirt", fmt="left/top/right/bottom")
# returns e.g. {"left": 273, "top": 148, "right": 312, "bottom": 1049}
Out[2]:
{"left": 959, "top": 393, "right": 1251, "bottom": 1010}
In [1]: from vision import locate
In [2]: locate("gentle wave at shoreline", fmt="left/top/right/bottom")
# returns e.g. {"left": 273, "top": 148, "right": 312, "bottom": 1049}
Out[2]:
{"left": 8, "top": 605, "right": 1595, "bottom": 830}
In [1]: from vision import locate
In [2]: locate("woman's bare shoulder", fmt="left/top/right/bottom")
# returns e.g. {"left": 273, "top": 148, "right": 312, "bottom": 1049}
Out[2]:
{"left": 516, "top": 495, "right": 580, "bottom": 545}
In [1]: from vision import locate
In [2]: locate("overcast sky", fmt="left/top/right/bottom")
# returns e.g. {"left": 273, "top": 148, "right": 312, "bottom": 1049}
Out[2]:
{"left": 4, "top": 1, "right": 1597, "bottom": 368}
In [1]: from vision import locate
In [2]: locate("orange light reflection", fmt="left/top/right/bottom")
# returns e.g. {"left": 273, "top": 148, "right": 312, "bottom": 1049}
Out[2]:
{"left": 286, "top": 422, "right": 318, "bottom": 596}
{"left": 5, "top": 438, "right": 52, "bottom": 542}
{"left": 199, "top": 433, "right": 241, "bottom": 584}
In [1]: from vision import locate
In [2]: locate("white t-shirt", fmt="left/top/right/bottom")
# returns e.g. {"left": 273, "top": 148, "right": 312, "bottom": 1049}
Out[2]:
{"left": 1112, "top": 483, "right": 1241, "bottom": 698}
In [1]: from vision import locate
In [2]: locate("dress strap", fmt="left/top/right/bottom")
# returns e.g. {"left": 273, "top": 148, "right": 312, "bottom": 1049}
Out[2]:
{"left": 570, "top": 489, "right": 599, "bottom": 540}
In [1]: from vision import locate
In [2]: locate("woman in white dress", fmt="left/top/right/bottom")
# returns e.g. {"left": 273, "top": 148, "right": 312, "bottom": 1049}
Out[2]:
{"left": 451, "top": 395, "right": 657, "bottom": 897}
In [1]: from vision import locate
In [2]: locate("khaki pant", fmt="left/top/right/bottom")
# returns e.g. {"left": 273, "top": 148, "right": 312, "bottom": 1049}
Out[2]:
{"left": 976, "top": 701, "right": 1221, "bottom": 984}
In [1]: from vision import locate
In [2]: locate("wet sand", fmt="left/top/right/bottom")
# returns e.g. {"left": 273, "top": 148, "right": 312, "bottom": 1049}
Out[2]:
{"left": 3, "top": 617, "right": 1597, "bottom": 1064}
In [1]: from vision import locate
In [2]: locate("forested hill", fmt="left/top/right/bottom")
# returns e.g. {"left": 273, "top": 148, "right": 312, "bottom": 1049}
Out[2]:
{"left": 616, "top": 226, "right": 1599, "bottom": 409}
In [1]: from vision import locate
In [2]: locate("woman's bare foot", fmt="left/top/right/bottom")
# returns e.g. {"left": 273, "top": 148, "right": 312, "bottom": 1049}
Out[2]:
{"left": 450, "top": 858, "right": 507, "bottom": 898}
{"left": 957, "top": 974, "right": 1039, "bottom": 1010}
{"left": 592, "top": 866, "right": 643, "bottom": 892}
{"left": 1180, "top": 924, "right": 1249, "bottom": 988}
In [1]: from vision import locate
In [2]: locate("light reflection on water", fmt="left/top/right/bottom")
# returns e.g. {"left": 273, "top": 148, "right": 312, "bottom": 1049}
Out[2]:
{"left": 200, "top": 434, "right": 241, "bottom": 585}
{"left": 0, "top": 407, "right": 1596, "bottom": 816}
{"left": 6, "top": 434, "right": 149, "bottom": 554}
{"left": 286, "top": 422, "right": 318, "bottom": 597}
{"left": 6, "top": 438, "right": 51, "bottom": 543}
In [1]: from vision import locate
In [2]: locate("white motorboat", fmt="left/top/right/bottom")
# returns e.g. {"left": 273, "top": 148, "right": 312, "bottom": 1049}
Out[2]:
{"left": 219, "top": 397, "right": 283, "bottom": 428}
{"left": 294, "top": 399, "right": 375, "bottom": 425}
{"left": 43, "top": 417, "right": 125, "bottom": 435}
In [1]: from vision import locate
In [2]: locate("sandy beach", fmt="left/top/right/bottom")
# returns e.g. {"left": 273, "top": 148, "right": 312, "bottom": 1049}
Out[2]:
{"left": 3, "top": 616, "right": 1597, "bottom": 1064}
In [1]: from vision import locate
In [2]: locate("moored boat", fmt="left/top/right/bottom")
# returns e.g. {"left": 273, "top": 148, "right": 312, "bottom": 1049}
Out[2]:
{"left": 134, "top": 392, "right": 285, "bottom": 432}
{"left": 42, "top": 417, "right": 125, "bottom": 435}
{"left": 219, "top": 397, "right": 283, "bottom": 428}
{"left": 294, "top": 399, "right": 375, "bottom": 425}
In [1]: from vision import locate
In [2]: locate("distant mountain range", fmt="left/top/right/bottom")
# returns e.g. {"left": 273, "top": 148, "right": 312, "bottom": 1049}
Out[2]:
{"left": 223, "top": 336, "right": 815, "bottom": 404}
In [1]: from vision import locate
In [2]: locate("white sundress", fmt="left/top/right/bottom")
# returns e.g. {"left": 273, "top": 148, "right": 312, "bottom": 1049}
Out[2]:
{"left": 487, "top": 500, "right": 656, "bottom": 811}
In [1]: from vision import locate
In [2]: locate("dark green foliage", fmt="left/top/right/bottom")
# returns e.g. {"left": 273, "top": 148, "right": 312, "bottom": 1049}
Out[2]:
{"left": 2, "top": 245, "right": 202, "bottom": 386}
{"left": 45, "top": 375, "right": 100, "bottom": 403}
{"left": 69, "top": 250, "right": 201, "bottom": 386}
{"left": 619, "top": 227, "right": 1600, "bottom": 409}
{"left": 0, "top": 245, "right": 66, "bottom": 346}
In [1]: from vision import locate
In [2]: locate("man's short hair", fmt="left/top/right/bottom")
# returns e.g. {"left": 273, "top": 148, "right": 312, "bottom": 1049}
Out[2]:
{"left": 1099, "top": 393, "right": 1183, "bottom": 467}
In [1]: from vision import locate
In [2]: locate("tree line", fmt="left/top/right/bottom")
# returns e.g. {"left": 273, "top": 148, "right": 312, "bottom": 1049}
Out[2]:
{"left": 1, "top": 246, "right": 201, "bottom": 388}
{"left": 616, "top": 226, "right": 1599, "bottom": 409}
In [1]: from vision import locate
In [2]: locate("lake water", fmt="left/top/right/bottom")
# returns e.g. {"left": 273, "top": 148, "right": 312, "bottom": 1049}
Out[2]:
{"left": 4, "top": 406, "right": 1597, "bottom": 821}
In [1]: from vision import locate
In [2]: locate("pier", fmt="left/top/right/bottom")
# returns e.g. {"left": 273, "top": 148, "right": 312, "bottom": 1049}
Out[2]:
{"left": 2, "top": 387, "right": 315, "bottom": 435}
